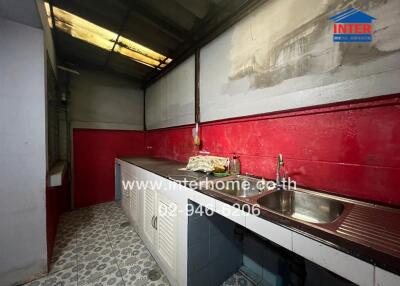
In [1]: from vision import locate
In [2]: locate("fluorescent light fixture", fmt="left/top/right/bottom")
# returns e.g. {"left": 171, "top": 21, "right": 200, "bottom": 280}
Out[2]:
{"left": 44, "top": 2, "right": 172, "bottom": 69}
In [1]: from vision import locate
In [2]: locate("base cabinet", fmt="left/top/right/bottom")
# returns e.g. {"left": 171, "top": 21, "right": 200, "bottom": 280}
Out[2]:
{"left": 127, "top": 173, "right": 139, "bottom": 227}
{"left": 154, "top": 194, "right": 178, "bottom": 277}
{"left": 140, "top": 181, "right": 180, "bottom": 285}
{"left": 120, "top": 169, "right": 139, "bottom": 227}
{"left": 116, "top": 159, "right": 400, "bottom": 286}
{"left": 142, "top": 186, "right": 156, "bottom": 246}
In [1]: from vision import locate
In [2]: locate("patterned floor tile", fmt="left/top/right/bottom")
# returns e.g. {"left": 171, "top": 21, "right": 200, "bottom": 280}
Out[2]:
{"left": 24, "top": 266, "right": 78, "bottom": 286}
{"left": 50, "top": 246, "right": 78, "bottom": 273}
{"left": 24, "top": 201, "right": 170, "bottom": 286}
{"left": 77, "top": 229, "right": 109, "bottom": 246}
{"left": 77, "top": 244, "right": 115, "bottom": 263}
{"left": 78, "top": 267, "right": 124, "bottom": 286}
{"left": 121, "top": 260, "right": 170, "bottom": 286}
{"left": 80, "top": 271, "right": 125, "bottom": 286}
{"left": 77, "top": 252, "right": 120, "bottom": 284}
{"left": 114, "top": 246, "right": 152, "bottom": 269}
{"left": 104, "top": 218, "right": 128, "bottom": 227}
{"left": 120, "top": 256, "right": 170, "bottom": 286}
{"left": 221, "top": 272, "right": 254, "bottom": 286}
{"left": 107, "top": 228, "right": 141, "bottom": 248}
{"left": 106, "top": 221, "right": 134, "bottom": 236}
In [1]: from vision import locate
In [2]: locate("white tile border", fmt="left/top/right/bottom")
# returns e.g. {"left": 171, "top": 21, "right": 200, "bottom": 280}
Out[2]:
{"left": 292, "top": 232, "right": 374, "bottom": 286}
{"left": 375, "top": 267, "right": 400, "bottom": 286}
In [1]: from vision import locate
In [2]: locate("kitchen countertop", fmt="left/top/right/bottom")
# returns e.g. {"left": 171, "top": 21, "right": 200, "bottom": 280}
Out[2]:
{"left": 119, "top": 156, "right": 400, "bottom": 275}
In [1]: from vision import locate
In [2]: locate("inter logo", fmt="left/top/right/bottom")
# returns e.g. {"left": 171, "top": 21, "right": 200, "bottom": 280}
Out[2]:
{"left": 329, "top": 8, "right": 376, "bottom": 43}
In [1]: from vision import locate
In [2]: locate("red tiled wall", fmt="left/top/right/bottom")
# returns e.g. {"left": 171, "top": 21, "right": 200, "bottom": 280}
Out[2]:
{"left": 146, "top": 126, "right": 197, "bottom": 162}
{"left": 73, "top": 129, "right": 145, "bottom": 208}
{"left": 145, "top": 95, "right": 400, "bottom": 206}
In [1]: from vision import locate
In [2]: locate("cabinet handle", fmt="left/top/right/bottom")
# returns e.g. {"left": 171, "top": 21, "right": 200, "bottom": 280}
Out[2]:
{"left": 154, "top": 216, "right": 158, "bottom": 230}
{"left": 151, "top": 216, "right": 155, "bottom": 228}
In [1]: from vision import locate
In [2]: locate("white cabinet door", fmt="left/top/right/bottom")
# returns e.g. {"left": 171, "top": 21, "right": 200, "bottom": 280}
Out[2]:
{"left": 142, "top": 186, "right": 156, "bottom": 246}
{"left": 155, "top": 194, "right": 178, "bottom": 279}
{"left": 127, "top": 173, "right": 139, "bottom": 226}
{"left": 121, "top": 171, "right": 130, "bottom": 215}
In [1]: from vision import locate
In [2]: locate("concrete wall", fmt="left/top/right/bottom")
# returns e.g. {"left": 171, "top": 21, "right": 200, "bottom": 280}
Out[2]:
{"left": 0, "top": 0, "right": 42, "bottom": 28}
{"left": 0, "top": 17, "right": 47, "bottom": 285}
{"left": 143, "top": 0, "right": 400, "bottom": 207}
{"left": 146, "top": 55, "right": 195, "bottom": 129}
{"left": 200, "top": 0, "right": 400, "bottom": 121}
{"left": 69, "top": 68, "right": 144, "bottom": 131}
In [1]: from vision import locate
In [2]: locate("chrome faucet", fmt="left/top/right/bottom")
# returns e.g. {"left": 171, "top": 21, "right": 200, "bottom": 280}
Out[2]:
{"left": 276, "top": 154, "right": 284, "bottom": 191}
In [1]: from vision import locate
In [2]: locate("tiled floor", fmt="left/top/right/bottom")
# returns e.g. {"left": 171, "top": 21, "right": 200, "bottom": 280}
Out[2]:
{"left": 221, "top": 273, "right": 254, "bottom": 286}
{"left": 24, "top": 201, "right": 170, "bottom": 286}
{"left": 23, "top": 201, "right": 252, "bottom": 286}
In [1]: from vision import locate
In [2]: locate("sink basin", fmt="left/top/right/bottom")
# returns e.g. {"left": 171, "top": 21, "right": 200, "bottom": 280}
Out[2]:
{"left": 204, "top": 175, "right": 265, "bottom": 198}
{"left": 257, "top": 190, "right": 345, "bottom": 224}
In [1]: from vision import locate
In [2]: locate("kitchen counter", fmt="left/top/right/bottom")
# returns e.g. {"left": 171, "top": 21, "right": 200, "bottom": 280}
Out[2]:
{"left": 119, "top": 156, "right": 400, "bottom": 276}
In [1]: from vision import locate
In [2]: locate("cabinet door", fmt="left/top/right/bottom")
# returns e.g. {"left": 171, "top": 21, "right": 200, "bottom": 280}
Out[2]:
{"left": 142, "top": 186, "right": 156, "bottom": 246}
{"left": 128, "top": 174, "right": 139, "bottom": 225}
{"left": 155, "top": 194, "right": 178, "bottom": 277}
{"left": 121, "top": 172, "right": 130, "bottom": 215}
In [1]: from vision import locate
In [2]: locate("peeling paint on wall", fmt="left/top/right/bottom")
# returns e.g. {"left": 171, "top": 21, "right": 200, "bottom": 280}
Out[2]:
{"left": 229, "top": 0, "right": 400, "bottom": 89}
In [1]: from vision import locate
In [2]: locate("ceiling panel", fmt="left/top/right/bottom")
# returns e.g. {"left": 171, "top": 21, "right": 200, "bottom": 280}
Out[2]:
{"left": 108, "top": 53, "right": 153, "bottom": 79}
{"left": 121, "top": 16, "right": 179, "bottom": 57}
{"left": 57, "top": 32, "right": 108, "bottom": 66}
{"left": 53, "top": 0, "right": 125, "bottom": 34}
{"left": 141, "top": 0, "right": 199, "bottom": 31}
{"left": 47, "top": 0, "right": 267, "bottom": 82}
{"left": 173, "top": 0, "right": 212, "bottom": 19}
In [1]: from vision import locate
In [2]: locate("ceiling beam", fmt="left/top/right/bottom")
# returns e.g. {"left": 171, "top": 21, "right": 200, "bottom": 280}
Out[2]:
{"left": 104, "top": 8, "right": 132, "bottom": 66}
{"left": 173, "top": 0, "right": 211, "bottom": 19}
{"left": 118, "top": 0, "right": 191, "bottom": 42}
{"left": 144, "top": 0, "right": 269, "bottom": 87}
{"left": 60, "top": 54, "right": 144, "bottom": 83}
{"left": 49, "top": 0, "right": 60, "bottom": 62}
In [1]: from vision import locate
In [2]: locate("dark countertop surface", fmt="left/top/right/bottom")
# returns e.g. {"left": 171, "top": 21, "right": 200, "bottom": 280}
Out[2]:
{"left": 119, "top": 156, "right": 400, "bottom": 275}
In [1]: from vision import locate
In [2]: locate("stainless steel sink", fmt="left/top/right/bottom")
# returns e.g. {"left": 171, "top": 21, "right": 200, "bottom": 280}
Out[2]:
{"left": 257, "top": 190, "right": 345, "bottom": 224}
{"left": 202, "top": 175, "right": 266, "bottom": 198}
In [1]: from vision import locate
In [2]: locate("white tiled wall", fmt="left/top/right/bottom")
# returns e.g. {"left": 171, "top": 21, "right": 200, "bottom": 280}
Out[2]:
{"left": 246, "top": 214, "right": 292, "bottom": 251}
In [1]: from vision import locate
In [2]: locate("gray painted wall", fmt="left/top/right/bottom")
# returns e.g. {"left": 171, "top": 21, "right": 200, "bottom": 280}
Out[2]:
{"left": 145, "top": 55, "right": 195, "bottom": 129}
{"left": 69, "top": 68, "right": 144, "bottom": 131}
{"left": 199, "top": 0, "right": 400, "bottom": 122}
{"left": 0, "top": 17, "right": 47, "bottom": 285}
{"left": 0, "top": 0, "right": 42, "bottom": 28}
